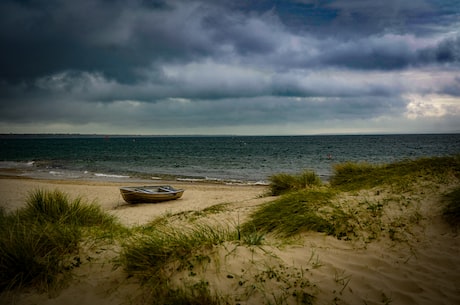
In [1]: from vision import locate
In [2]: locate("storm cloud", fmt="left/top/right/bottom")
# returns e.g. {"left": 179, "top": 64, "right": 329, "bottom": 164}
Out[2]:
{"left": 0, "top": 0, "right": 459, "bottom": 134}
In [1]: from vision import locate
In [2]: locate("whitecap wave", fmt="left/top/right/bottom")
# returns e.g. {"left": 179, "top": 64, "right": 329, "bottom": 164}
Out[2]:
{"left": 94, "top": 173, "right": 130, "bottom": 178}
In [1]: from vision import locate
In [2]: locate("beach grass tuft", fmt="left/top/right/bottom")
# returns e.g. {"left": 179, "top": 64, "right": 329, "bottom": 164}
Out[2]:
{"left": 269, "top": 170, "right": 322, "bottom": 195}
{"left": 330, "top": 155, "right": 460, "bottom": 191}
{"left": 0, "top": 189, "right": 121, "bottom": 292}
{"left": 118, "top": 222, "right": 236, "bottom": 304}
{"left": 0, "top": 213, "right": 80, "bottom": 292}
{"left": 243, "top": 155, "right": 460, "bottom": 241}
{"left": 241, "top": 189, "right": 354, "bottom": 238}
{"left": 22, "top": 188, "right": 117, "bottom": 227}
{"left": 119, "top": 222, "right": 233, "bottom": 280}
{"left": 120, "top": 219, "right": 318, "bottom": 304}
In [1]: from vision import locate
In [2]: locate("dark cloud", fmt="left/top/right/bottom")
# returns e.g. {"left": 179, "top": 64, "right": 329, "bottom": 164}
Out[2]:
{"left": 0, "top": 0, "right": 213, "bottom": 83}
{"left": 1, "top": 0, "right": 457, "bottom": 81}
{"left": 0, "top": 0, "right": 459, "bottom": 134}
{"left": 418, "top": 35, "right": 460, "bottom": 64}
{"left": 315, "top": 35, "right": 414, "bottom": 70}
{"left": 311, "top": 34, "right": 460, "bottom": 70}
{"left": 439, "top": 76, "right": 460, "bottom": 97}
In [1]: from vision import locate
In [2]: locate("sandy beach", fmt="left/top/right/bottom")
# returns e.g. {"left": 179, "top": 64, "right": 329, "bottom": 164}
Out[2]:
{"left": 1, "top": 175, "right": 459, "bottom": 305}
{"left": 0, "top": 177, "right": 270, "bottom": 227}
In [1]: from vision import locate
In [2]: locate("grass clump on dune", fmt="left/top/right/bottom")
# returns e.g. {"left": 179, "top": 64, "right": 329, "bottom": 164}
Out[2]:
{"left": 122, "top": 224, "right": 231, "bottom": 273}
{"left": 244, "top": 155, "right": 460, "bottom": 241}
{"left": 22, "top": 189, "right": 117, "bottom": 227}
{"left": 330, "top": 155, "right": 460, "bottom": 191}
{"left": 269, "top": 170, "right": 322, "bottom": 195}
{"left": 119, "top": 222, "right": 233, "bottom": 304}
{"left": 0, "top": 214, "right": 79, "bottom": 292}
{"left": 0, "top": 189, "right": 120, "bottom": 292}
{"left": 120, "top": 222, "right": 234, "bottom": 279}
{"left": 242, "top": 189, "right": 353, "bottom": 239}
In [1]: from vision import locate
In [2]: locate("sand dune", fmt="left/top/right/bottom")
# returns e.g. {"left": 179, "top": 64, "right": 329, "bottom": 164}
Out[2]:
{"left": 1, "top": 176, "right": 459, "bottom": 305}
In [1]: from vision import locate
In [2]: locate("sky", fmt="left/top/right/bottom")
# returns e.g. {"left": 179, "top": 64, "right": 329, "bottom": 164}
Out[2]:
{"left": 0, "top": 0, "right": 459, "bottom": 135}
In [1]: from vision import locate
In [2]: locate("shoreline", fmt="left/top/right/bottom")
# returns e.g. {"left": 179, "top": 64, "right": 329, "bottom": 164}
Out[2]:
{"left": 0, "top": 175, "right": 270, "bottom": 227}
{"left": 0, "top": 162, "right": 273, "bottom": 186}
{"left": 2, "top": 135, "right": 459, "bottom": 189}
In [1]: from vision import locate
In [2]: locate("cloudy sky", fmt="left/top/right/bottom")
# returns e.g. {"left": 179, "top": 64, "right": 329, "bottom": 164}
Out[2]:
{"left": 0, "top": 0, "right": 459, "bottom": 135}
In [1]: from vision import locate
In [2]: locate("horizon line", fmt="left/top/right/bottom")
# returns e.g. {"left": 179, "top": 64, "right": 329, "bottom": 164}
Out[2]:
{"left": 1, "top": 131, "right": 459, "bottom": 138}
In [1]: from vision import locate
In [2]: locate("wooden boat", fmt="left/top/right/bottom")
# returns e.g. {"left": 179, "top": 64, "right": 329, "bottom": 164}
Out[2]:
{"left": 119, "top": 185, "right": 184, "bottom": 203}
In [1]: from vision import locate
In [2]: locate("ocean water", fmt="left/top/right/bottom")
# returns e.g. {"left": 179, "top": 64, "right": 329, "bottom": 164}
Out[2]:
{"left": 1, "top": 134, "right": 459, "bottom": 184}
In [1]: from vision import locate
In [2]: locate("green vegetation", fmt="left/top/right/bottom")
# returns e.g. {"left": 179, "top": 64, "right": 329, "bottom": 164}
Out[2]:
{"left": 245, "top": 155, "right": 460, "bottom": 241}
{"left": 269, "top": 170, "right": 322, "bottom": 195}
{"left": 0, "top": 189, "right": 120, "bottom": 292}
{"left": 120, "top": 223, "right": 233, "bottom": 281}
{"left": 104, "top": 156, "right": 460, "bottom": 303}
{"left": 118, "top": 222, "right": 234, "bottom": 304}
{"left": 330, "top": 155, "right": 460, "bottom": 191}
{"left": 0, "top": 213, "right": 79, "bottom": 291}
{"left": 2, "top": 155, "right": 458, "bottom": 304}
{"left": 22, "top": 189, "right": 117, "bottom": 228}
{"left": 442, "top": 186, "right": 460, "bottom": 227}
{"left": 241, "top": 189, "right": 354, "bottom": 238}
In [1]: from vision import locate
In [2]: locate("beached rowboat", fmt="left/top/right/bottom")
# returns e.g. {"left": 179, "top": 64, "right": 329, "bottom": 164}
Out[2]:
{"left": 119, "top": 185, "right": 184, "bottom": 203}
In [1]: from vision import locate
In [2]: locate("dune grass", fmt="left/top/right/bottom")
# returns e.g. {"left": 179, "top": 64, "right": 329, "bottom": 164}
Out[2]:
{"left": 54, "top": 155, "right": 460, "bottom": 304}
{"left": 269, "top": 170, "right": 322, "bottom": 195}
{"left": 3, "top": 155, "right": 458, "bottom": 304}
{"left": 21, "top": 189, "right": 117, "bottom": 227}
{"left": 241, "top": 189, "right": 354, "bottom": 238}
{"left": 119, "top": 219, "right": 317, "bottom": 304}
{"left": 0, "top": 212, "right": 80, "bottom": 292}
{"left": 0, "top": 189, "right": 121, "bottom": 292}
{"left": 120, "top": 222, "right": 234, "bottom": 280}
{"left": 330, "top": 155, "right": 460, "bottom": 191}
{"left": 244, "top": 155, "right": 460, "bottom": 240}
{"left": 118, "top": 222, "right": 235, "bottom": 304}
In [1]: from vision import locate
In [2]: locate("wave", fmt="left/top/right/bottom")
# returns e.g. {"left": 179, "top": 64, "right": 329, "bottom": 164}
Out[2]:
{"left": 94, "top": 173, "right": 130, "bottom": 179}
{"left": 0, "top": 161, "right": 35, "bottom": 169}
{"left": 176, "top": 176, "right": 269, "bottom": 186}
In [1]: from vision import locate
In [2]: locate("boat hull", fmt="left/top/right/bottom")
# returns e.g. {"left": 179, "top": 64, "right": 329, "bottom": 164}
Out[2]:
{"left": 120, "top": 186, "right": 184, "bottom": 204}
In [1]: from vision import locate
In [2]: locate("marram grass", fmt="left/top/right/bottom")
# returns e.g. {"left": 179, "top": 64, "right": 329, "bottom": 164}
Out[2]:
{"left": 0, "top": 216, "right": 79, "bottom": 291}
{"left": 330, "top": 155, "right": 460, "bottom": 191}
{"left": 0, "top": 189, "right": 121, "bottom": 292}
{"left": 22, "top": 188, "right": 117, "bottom": 227}
{"left": 269, "top": 170, "right": 322, "bottom": 195}
{"left": 118, "top": 222, "right": 235, "bottom": 304}
{"left": 241, "top": 188, "right": 354, "bottom": 238}
{"left": 2, "top": 155, "right": 459, "bottom": 303}
{"left": 244, "top": 155, "right": 460, "bottom": 240}
{"left": 120, "top": 222, "right": 235, "bottom": 280}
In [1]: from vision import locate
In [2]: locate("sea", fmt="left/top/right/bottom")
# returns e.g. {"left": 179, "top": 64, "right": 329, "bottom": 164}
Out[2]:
{"left": 1, "top": 134, "right": 459, "bottom": 185}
